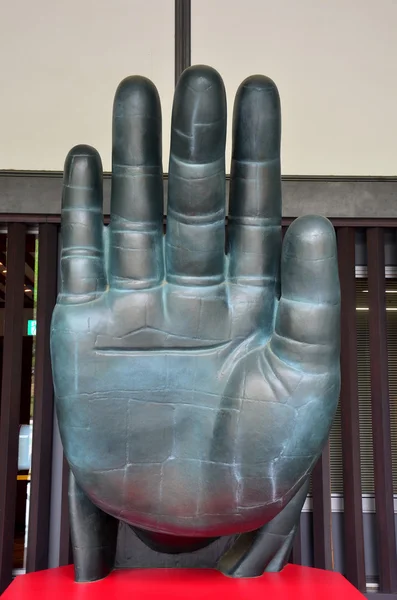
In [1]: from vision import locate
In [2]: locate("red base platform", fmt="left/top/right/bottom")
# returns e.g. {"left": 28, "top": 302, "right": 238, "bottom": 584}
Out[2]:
{"left": 2, "top": 564, "right": 365, "bottom": 599}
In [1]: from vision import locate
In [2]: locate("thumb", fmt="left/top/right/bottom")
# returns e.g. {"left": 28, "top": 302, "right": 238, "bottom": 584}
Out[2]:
{"left": 270, "top": 215, "right": 340, "bottom": 374}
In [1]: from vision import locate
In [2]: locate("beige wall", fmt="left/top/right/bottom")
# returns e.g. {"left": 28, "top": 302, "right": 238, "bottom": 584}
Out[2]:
{"left": 192, "top": 0, "right": 397, "bottom": 176}
{"left": 0, "top": 0, "right": 396, "bottom": 175}
{"left": 0, "top": 0, "right": 174, "bottom": 171}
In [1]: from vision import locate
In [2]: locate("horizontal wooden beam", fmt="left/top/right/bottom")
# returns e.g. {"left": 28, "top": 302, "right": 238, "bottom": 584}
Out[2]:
{"left": 0, "top": 214, "right": 397, "bottom": 230}
{"left": 0, "top": 172, "right": 397, "bottom": 219}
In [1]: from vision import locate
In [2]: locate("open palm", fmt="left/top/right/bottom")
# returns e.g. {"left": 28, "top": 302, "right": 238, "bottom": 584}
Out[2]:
{"left": 51, "top": 65, "right": 340, "bottom": 580}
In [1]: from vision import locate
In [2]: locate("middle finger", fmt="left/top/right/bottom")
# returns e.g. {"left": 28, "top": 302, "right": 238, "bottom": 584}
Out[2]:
{"left": 166, "top": 65, "right": 227, "bottom": 286}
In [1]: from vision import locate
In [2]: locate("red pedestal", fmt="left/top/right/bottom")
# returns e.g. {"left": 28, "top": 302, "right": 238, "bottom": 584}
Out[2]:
{"left": 2, "top": 564, "right": 365, "bottom": 599}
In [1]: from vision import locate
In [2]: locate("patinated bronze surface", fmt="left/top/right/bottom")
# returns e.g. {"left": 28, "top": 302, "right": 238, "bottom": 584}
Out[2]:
{"left": 51, "top": 65, "right": 340, "bottom": 582}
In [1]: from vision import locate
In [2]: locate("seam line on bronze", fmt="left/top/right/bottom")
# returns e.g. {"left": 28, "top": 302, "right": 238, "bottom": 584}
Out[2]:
{"left": 110, "top": 223, "right": 161, "bottom": 233}
{"left": 165, "top": 241, "right": 224, "bottom": 254}
{"left": 279, "top": 297, "right": 339, "bottom": 307}
{"left": 231, "top": 157, "right": 280, "bottom": 166}
{"left": 62, "top": 207, "right": 103, "bottom": 213}
{"left": 267, "top": 343, "right": 331, "bottom": 376}
{"left": 110, "top": 277, "right": 161, "bottom": 284}
{"left": 111, "top": 231, "right": 160, "bottom": 238}
{"left": 272, "top": 331, "right": 334, "bottom": 349}
{"left": 167, "top": 207, "right": 225, "bottom": 225}
{"left": 63, "top": 185, "right": 97, "bottom": 192}
{"left": 229, "top": 217, "right": 280, "bottom": 226}
{"left": 282, "top": 254, "right": 336, "bottom": 262}
{"left": 109, "top": 248, "right": 158, "bottom": 254}
{"left": 166, "top": 274, "right": 224, "bottom": 285}
{"left": 228, "top": 275, "right": 277, "bottom": 284}
{"left": 68, "top": 153, "right": 98, "bottom": 158}
{"left": 169, "top": 170, "right": 225, "bottom": 183}
{"left": 169, "top": 153, "right": 225, "bottom": 170}
{"left": 61, "top": 253, "right": 103, "bottom": 260}
{"left": 112, "top": 164, "right": 162, "bottom": 173}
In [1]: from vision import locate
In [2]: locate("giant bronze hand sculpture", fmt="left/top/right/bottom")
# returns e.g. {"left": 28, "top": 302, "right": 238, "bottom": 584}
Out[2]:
{"left": 51, "top": 65, "right": 340, "bottom": 582}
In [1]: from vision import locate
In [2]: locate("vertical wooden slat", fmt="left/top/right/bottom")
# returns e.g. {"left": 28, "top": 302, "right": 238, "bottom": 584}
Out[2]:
{"left": 337, "top": 227, "right": 366, "bottom": 590}
{"left": 175, "top": 0, "right": 191, "bottom": 85}
{"left": 290, "top": 521, "right": 302, "bottom": 565}
{"left": 59, "top": 456, "right": 71, "bottom": 566}
{"left": 366, "top": 227, "right": 397, "bottom": 593}
{"left": 0, "top": 223, "right": 27, "bottom": 594}
{"left": 26, "top": 225, "right": 58, "bottom": 572}
{"left": 20, "top": 338, "right": 34, "bottom": 425}
{"left": 312, "top": 440, "right": 333, "bottom": 570}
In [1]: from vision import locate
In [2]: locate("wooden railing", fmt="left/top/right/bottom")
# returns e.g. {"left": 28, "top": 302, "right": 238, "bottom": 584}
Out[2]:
{"left": 0, "top": 218, "right": 396, "bottom": 598}
{"left": 0, "top": 224, "right": 58, "bottom": 593}
{"left": 291, "top": 223, "right": 397, "bottom": 599}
